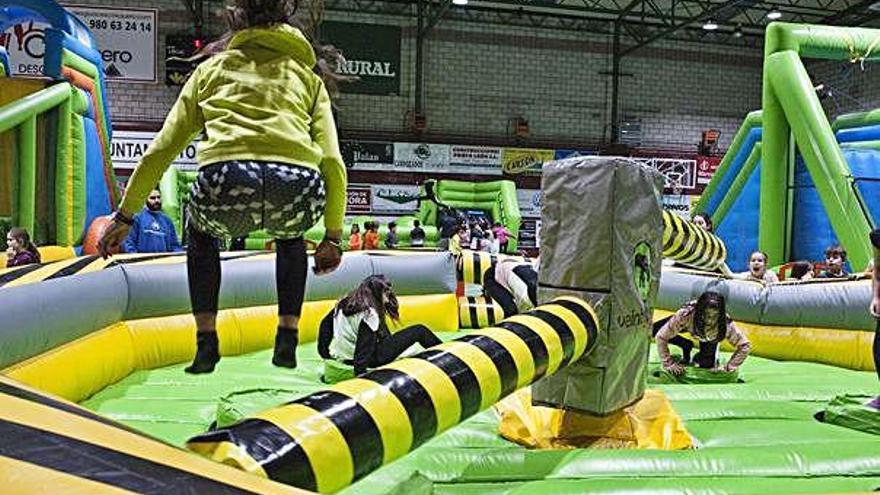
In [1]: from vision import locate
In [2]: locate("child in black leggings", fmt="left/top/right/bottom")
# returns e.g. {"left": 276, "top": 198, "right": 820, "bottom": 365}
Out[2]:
{"left": 483, "top": 258, "right": 538, "bottom": 318}
{"left": 98, "top": 0, "right": 347, "bottom": 374}
{"left": 318, "top": 275, "right": 442, "bottom": 375}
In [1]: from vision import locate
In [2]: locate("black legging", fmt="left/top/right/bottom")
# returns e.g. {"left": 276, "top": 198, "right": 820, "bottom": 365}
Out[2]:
{"left": 369, "top": 324, "right": 442, "bottom": 368}
{"left": 484, "top": 274, "right": 517, "bottom": 318}
{"left": 188, "top": 224, "right": 307, "bottom": 316}
{"left": 484, "top": 264, "right": 538, "bottom": 318}
{"left": 652, "top": 317, "right": 718, "bottom": 369}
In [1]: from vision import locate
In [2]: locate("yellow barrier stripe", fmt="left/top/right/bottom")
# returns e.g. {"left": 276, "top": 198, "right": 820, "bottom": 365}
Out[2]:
{"left": 2, "top": 257, "right": 87, "bottom": 287}
{"left": 545, "top": 299, "right": 595, "bottom": 360}
{"left": 433, "top": 341, "right": 502, "bottom": 409}
{"left": 472, "top": 327, "right": 535, "bottom": 388}
{"left": 0, "top": 455, "right": 137, "bottom": 495}
{"left": 382, "top": 359, "right": 461, "bottom": 432}
{"left": 330, "top": 378, "right": 413, "bottom": 464}
{"left": 0, "top": 392, "right": 305, "bottom": 493}
{"left": 506, "top": 314, "right": 565, "bottom": 375}
{"left": 256, "top": 403, "right": 353, "bottom": 493}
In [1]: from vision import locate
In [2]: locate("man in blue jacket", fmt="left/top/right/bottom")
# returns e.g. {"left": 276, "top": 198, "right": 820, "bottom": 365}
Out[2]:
{"left": 123, "top": 189, "right": 182, "bottom": 253}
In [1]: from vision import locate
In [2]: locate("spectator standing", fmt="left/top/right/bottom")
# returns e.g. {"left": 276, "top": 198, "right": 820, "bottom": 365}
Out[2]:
{"left": 348, "top": 223, "right": 362, "bottom": 251}
{"left": 123, "top": 190, "right": 182, "bottom": 253}
{"left": 410, "top": 220, "right": 426, "bottom": 248}
{"left": 363, "top": 222, "right": 380, "bottom": 250}
{"left": 385, "top": 222, "right": 399, "bottom": 249}
{"left": 493, "top": 222, "right": 510, "bottom": 253}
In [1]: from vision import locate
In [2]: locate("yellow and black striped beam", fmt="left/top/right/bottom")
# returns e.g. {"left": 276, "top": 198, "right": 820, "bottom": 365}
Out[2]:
{"left": 459, "top": 295, "right": 504, "bottom": 329}
{"left": 0, "top": 376, "right": 307, "bottom": 494}
{"left": 457, "top": 251, "right": 526, "bottom": 285}
{"left": 187, "top": 297, "right": 599, "bottom": 493}
{"left": 0, "top": 252, "right": 266, "bottom": 289}
{"left": 662, "top": 210, "right": 727, "bottom": 271}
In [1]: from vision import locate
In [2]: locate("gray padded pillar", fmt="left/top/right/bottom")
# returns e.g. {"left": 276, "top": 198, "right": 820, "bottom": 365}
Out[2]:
{"left": 532, "top": 156, "right": 664, "bottom": 415}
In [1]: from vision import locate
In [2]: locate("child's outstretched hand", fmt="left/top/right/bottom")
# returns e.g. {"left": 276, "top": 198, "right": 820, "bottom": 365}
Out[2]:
{"left": 664, "top": 363, "right": 686, "bottom": 376}
{"left": 98, "top": 214, "right": 131, "bottom": 259}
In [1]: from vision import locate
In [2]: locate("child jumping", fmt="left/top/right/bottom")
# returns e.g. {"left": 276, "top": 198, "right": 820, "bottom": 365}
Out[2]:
{"left": 99, "top": 0, "right": 346, "bottom": 374}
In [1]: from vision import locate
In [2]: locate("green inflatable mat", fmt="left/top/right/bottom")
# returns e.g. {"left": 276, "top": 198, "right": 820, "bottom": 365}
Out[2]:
{"left": 81, "top": 338, "right": 880, "bottom": 494}
{"left": 816, "top": 394, "right": 880, "bottom": 435}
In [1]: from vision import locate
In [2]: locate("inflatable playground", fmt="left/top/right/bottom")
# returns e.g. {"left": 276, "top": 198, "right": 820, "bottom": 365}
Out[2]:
{"left": 0, "top": 2, "right": 878, "bottom": 493}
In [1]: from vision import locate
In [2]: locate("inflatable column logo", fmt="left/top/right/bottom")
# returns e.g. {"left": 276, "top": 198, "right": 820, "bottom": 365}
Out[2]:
{"left": 532, "top": 156, "right": 665, "bottom": 415}
{"left": 187, "top": 297, "right": 598, "bottom": 493}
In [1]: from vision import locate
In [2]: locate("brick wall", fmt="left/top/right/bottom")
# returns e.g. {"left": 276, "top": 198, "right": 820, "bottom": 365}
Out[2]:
{"left": 95, "top": 0, "right": 765, "bottom": 151}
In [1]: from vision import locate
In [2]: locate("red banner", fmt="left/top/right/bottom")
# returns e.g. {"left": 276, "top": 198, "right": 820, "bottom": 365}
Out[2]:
{"left": 346, "top": 186, "right": 372, "bottom": 213}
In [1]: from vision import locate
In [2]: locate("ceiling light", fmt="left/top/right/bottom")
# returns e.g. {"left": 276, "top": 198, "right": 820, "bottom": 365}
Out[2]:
{"left": 702, "top": 20, "right": 718, "bottom": 30}
{"left": 767, "top": 10, "right": 782, "bottom": 20}
{"left": 452, "top": 0, "right": 468, "bottom": 5}
{"left": 733, "top": 25, "right": 743, "bottom": 38}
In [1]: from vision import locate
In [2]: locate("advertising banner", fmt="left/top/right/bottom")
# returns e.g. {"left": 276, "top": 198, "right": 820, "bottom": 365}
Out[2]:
{"left": 501, "top": 148, "right": 554, "bottom": 175}
{"left": 371, "top": 184, "right": 420, "bottom": 213}
{"left": 341, "top": 141, "right": 394, "bottom": 169}
{"left": 393, "top": 143, "right": 451, "bottom": 172}
{"left": 347, "top": 186, "right": 372, "bottom": 214}
{"left": 517, "top": 189, "right": 542, "bottom": 218}
{"left": 696, "top": 156, "right": 722, "bottom": 185}
{"left": 2, "top": 6, "right": 157, "bottom": 81}
{"left": 110, "top": 130, "right": 198, "bottom": 171}
{"left": 662, "top": 194, "right": 692, "bottom": 218}
{"left": 553, "top": 149, "right": 598, "bottom": 160}
{"left": 320, "top": 21, "right": 401, "bottom": 95}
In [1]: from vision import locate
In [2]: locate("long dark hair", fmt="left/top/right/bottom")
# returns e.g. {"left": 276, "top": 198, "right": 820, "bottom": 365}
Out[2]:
{"left": 191, "top": 0, "right": 356, "bottom": 103}
{"left": 8, "top": 227, "right": 40, "bottom": 263}
{"left": 693, "top": 291, "right": 727, "bottom": 342}
{"left": 337, "top": 275, "right": 400, "bottom": 322}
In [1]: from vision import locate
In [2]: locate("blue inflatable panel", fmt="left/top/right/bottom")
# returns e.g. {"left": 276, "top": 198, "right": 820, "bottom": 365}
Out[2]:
{"left": 0, "top": 46, "right": 8, "bottom": 76}
{"left": 705, "top": 127, "right": 762, "bottom": 216}
{"left": 717, "top": 162, "right": 761, "bottom": 271}
{"left": 836, "top": 124, "right": 880, "bottom": 143}
{"left": 847, "top": 149, "right": 880, "bottom": 227}
{"left": 791, "top": 182, "right": 839, "bottom": 263}
{"left": 81, "top": 117, "right": 112, "bottom": 240}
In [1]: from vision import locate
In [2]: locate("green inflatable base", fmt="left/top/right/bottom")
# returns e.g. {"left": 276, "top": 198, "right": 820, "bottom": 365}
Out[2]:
{"left": 81, "top": 337, "right": 880, "bottom": 494}
{"left": 816, "top": 394, "right": 880, "bottom": 436}
{"left": 649, "top": 363, "right": 742, "bottom": 384}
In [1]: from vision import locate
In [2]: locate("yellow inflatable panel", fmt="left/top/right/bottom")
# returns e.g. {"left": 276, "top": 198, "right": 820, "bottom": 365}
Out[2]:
{"left": 653, "top": 310, "right": 875, "bottom": 371}
{"left": 4, "top": 322, "right": 133, "bottom": 402}
{"left": 5, "top": 294, "right": 461, "bottom": 403}
{"left": 497, "top": 387, "right": 693, "bottom": 450}
{"left": 0, "top": 376, "right": 309, "bottom": 494}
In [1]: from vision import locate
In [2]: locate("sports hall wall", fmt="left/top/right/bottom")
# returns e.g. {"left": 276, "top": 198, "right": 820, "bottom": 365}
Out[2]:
{"left": 87, "top": 0, "right": 762, "bottom": 150}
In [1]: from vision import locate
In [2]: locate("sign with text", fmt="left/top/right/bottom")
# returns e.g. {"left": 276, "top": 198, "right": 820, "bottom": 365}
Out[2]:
{"left": 347, "top": 186, "right": 372, "bottom": 213}
{"left": 517, "top": 189, "right": 542, "bottom": 218}
{"left": 501, "top": 148, "right": 554, "bottom": 175}
{"left": 321, "top": 21, "right": 401, "bottom": 95}
{"left": 341, "top": 141, "right": 394, "bottom": 169}
{"left": 371, "top": 184, "right": 420, "bottom": 213}
{"left": 662, "top": 194, "right": 692, "bottom": 217}
{"left": 393, "top": 143, "right": 451, "bottom": 172}
{"left": 1, "top": 6, "right": 157, "bottom": 81}
{"left": 697, "top": 156, "right": 722, "bottom": 186}
{"left": 110, "top": 130, "right": 199, "bottom": 171}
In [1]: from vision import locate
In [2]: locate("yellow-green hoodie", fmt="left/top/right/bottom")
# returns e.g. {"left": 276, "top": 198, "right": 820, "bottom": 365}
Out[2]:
{"left": 119, "top": 24, "right": 347, "bottom": 230}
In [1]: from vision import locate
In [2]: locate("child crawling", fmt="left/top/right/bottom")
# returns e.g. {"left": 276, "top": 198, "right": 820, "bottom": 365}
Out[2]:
{"left": 653, "top": 291, "right": 751, "bottom": 375}
{"left": 318, "top": 275, "right": 443, "bottom": 375}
